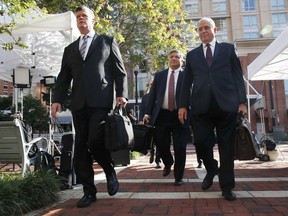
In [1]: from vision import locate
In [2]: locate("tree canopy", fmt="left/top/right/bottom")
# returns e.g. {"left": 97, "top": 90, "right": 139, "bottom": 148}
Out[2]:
{"left": 1, "top": 0, "right": 197, "bottom": 71}
{"left": 35, "top": 0, "right": 197, "bottom": 72}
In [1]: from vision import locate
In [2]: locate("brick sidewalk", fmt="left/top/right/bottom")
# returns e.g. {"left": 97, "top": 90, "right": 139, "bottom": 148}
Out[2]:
{"left": 28, "top": 144, "right": 288, "bottom": 216}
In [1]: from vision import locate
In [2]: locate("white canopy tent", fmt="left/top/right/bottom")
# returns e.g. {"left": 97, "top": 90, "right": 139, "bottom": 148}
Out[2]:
{"left": 246, "top": 27, "right": 288, "bottom": 138}
{"left": 0, "top": 11, "right": 80, "bottom": 83}
{"left": 247, "top": 26, "right": 288, "bottom": 81}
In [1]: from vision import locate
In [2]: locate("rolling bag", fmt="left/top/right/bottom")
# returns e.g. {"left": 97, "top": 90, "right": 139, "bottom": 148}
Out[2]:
{"left": 56, "top": 133, "right": 76, "bottom": 189}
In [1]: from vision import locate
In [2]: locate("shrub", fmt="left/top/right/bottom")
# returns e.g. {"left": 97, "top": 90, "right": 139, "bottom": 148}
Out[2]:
{"left": 0, "top": 170, "right": 61, "bottom": 216}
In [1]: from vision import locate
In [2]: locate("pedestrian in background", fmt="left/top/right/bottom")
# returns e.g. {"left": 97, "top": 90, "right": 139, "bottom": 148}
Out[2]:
{"left": 139, "top": 80, "right": 161, "bottom": 168}
{"left": 143, "top": 49, "right": 190, "bottom": 186}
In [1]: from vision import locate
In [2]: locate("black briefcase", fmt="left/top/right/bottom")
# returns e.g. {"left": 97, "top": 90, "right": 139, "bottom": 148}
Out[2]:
{"left": 132, "top": 124, "right": 154, "bottom": 155}
{"left": 105, "top": 105, "right": 134, "bottom": 152}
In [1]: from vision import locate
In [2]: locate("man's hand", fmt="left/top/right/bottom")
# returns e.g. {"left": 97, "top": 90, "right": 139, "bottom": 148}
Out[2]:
{"left": 142, "top": 114, "right": 150, "bottom": 124}
{"left": 51, "top": 103, "right": 62, "bottom": 119}
{"left": 116, "top": 97, "right": 127, "bottom": 106}
{"left": 238, "top": 104, "right": 247, "bottom": 116}
{"left": 178, "top": 107, "right": 187, "bottom": 124}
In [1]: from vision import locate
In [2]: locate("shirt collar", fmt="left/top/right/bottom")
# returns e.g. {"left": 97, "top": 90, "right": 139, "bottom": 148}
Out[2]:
{"left": 202, "top": 38, "right": 216, "bottom": 48}
{"left": 169, "top": 67, "right": 181, "bottom": 73}
{"left": 81, "top": 30, "right": 95, "bottom": 39}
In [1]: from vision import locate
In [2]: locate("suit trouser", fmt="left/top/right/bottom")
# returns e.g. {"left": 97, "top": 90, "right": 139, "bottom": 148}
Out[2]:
{"left": 191, "top": 102, "right": 237, "bottom": 192}
{"left": 72, "top": 105, "right": 114, "bottom": 196}
{"left": 154, "top": 109, "right": 189, "bottom": 180}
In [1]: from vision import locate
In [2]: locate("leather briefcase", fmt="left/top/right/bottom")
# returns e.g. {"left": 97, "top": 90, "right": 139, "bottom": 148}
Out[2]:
{"left": 105, "top": 105, "right": 134, "bottom": 152}
{"left": 235, "top": 114, "right": 256, "bottom": 160}
{"left": 132, "top": 124, "right": 154, "bottom": 155}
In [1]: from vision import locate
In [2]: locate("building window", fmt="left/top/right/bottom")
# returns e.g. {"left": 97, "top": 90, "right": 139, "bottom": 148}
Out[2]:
{"left": 272, "top": 13, "right": 287, "bottom": 36}
{"left": 214, "top": 18, "right": 227, "bottom": 32}
{"left": 242, "top": 0, "right": 256, "bottom": 11}
{"left": 212, "top": 0, "right": 227, "bottom": 13}
{"left": 271, "top": 0, "right": 286, "bottom": 10}
{"left": 185, "top": 0, "right": 199, "bottom": 14}
{"left": 243, "top": 15, "right": 259, "bottom": 38}
{"left": 214, "top": 18, "right": 228, "bottom": 42}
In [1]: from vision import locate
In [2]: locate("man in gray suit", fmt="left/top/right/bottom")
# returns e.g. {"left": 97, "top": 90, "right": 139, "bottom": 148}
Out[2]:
{"left": 143, "top": 50, "right": 190, "bottom": 186}
{"left": 179, "top": 17, "right": 247, "bottom": 201}
{"left": 51, "top": 5, "right": 127, "bottom": 208}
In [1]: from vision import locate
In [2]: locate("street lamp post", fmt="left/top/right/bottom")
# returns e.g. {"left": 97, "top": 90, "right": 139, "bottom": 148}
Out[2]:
{"left": 134, "top": 66, "right": 139, "bottom": 121}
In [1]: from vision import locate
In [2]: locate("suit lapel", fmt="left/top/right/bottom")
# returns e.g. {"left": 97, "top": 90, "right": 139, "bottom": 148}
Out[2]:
{"left": 161, "top": 69, "right": 169, "bottom": 96}
{"left": 213, "top": 42, "right": 220, "bottom": 63}
{"left": 86, "top": 33, "right": 102, "bottom": 59}
{"left": 198, "top": 45, "right": 208, "bottom": 66}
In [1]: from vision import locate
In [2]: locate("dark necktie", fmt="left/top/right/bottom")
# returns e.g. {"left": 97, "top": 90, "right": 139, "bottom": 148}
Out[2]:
{"left": 80, "top": 35, "right": 88, "bottom": 59}
{"left": 206, "top": 43, "right": 212, "bottom": 67}
{"left": 168, "top": 70, "right": 175, "bottom": 111}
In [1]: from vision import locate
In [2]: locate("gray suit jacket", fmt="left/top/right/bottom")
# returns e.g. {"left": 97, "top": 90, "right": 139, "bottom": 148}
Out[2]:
{"left": 53, "top": 33, "right": 128, "bottom": 111}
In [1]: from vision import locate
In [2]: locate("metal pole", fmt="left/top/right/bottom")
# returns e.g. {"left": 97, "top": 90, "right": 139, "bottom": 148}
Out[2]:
{"left": 134, "top": 69, "right": 139, "bottom": 121}
{"left": 269, "top": 80, "right": 275, "bottom": 127}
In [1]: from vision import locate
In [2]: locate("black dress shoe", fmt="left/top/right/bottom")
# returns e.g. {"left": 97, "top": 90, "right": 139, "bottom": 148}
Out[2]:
{"left": 222, "top": 190, "right": 237, "bottom": 201}
{"left": 175, "top": 179, "right": 183, "bottom": 186}
{"left": 163, "top": 165, "right": 171, "bottom": 177}
{"left": 107, "top": 170, "right": 119, "bottom": 196}
{"left": 201, "top": 171, "right": 218, "bottom": 190}
{"left": 155, "top": 162, "right": 161, "bottom": 169}
{"left": 77, "top": 194, "right": 96, "bottom": 208}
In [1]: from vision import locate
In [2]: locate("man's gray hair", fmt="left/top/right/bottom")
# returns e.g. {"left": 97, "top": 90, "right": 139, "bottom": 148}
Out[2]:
{"left": 198, "top": 17, "right": 216, "bottom": 29}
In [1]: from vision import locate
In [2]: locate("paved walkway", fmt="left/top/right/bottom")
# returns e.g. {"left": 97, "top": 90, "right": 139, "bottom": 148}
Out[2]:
{"left": 28, "top": 144, "right": 288, "bottom": 216}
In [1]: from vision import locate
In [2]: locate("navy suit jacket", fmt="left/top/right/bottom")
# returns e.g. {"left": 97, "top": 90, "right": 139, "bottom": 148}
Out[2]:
{"left": 53, "top": 33, "right": 128, "bottom": 111}
{"left": 179, "top": 42, "right": 246, "bottom": 115}
{"left": 146, "top": 68, "right": 189, "bottom": 126}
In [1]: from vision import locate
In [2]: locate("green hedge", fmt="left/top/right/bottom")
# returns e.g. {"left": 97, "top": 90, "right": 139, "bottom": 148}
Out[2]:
{"left": 0, "top": 170, "right": 61, "bottom": 216}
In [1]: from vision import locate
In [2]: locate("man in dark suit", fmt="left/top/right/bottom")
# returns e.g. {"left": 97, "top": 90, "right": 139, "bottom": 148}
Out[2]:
{"left": 51, "top": 6, "right": 128, "bottom": 208}
{"left": 143, "top": 50, "right": 190, "bottom": 186}
{"left": 178, "top": 17, "right": 247, "bottom": 201}
{"left": 139, "top": 80, "right": 161, "bottom": 168}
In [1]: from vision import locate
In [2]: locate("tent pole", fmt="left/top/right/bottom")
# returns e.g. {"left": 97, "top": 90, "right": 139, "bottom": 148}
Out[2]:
{"left": 246, "top": 75, "right": 251, "bottom": 122}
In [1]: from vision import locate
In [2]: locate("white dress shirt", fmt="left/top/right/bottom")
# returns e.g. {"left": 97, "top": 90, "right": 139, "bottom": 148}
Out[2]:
{"left": 162, "top": 67, "right": 180, "bottom": 110}
{"left": 79, "top": 30, "right": 95, "bottom": 60}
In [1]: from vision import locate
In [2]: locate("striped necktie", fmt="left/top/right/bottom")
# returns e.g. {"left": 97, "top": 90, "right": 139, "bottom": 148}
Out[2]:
{"left": 168, "top": 70, "right": 175, "bottom": 111}
{"left": 80, "top": 35, "right": 88, "bottom": 59}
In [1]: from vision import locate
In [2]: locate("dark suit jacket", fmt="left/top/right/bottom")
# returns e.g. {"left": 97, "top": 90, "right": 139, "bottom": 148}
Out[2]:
{"left": 179, "top": 42, "right": 246, "bottom": 115}
{"left": 146, "top": 68, "right": 189, "bottom": 125}
{"left": 52, "top": 33, "right": 128, "bottom": 111}
{"left": 139, "top": 92, "right": 149, "bottom": 120}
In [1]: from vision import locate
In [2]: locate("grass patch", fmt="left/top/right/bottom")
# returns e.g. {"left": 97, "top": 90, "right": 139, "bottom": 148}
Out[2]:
{"left": 130, "top": 151, "right": 143, "bottom": 159}
{"left": 0, "top": 169, "right": 61, "bottom": 216}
